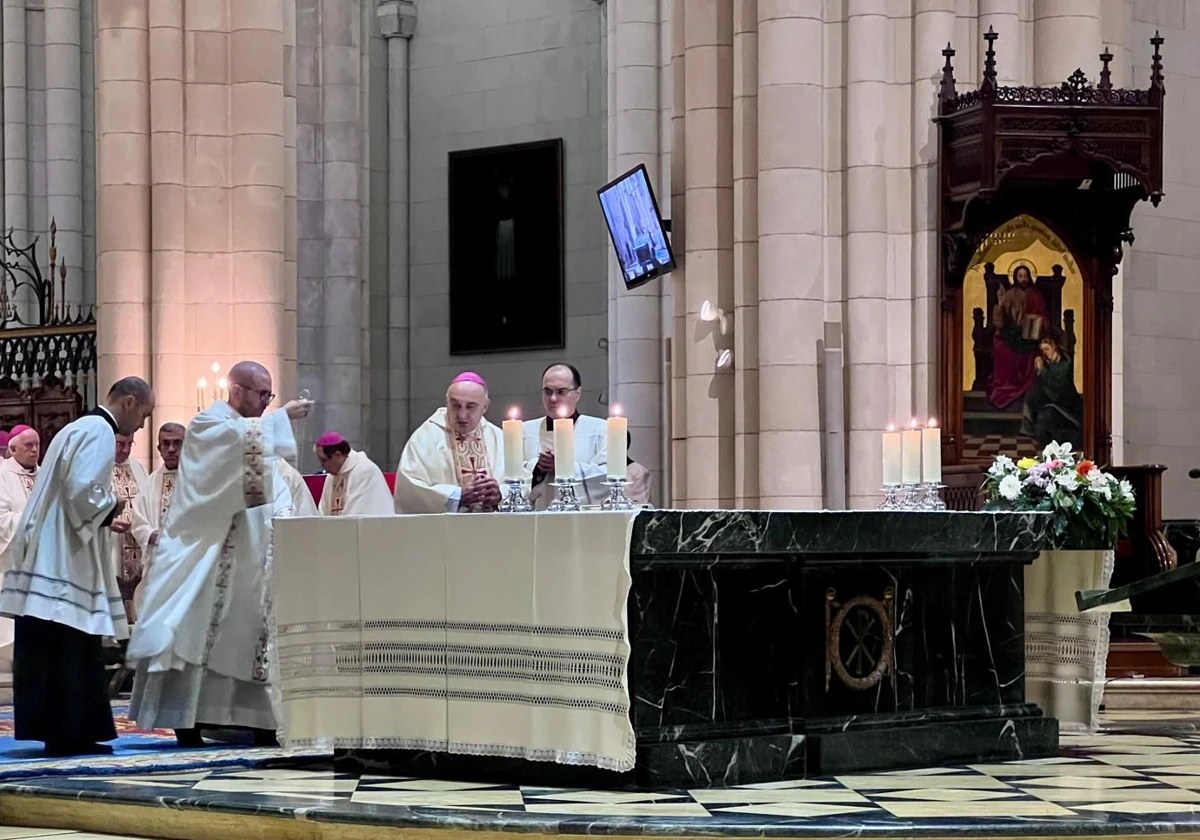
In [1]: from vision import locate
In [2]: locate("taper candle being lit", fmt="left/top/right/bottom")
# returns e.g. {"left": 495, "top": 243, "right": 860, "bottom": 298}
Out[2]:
{"left": 502, "top": 407, "right": 523, "bottom": 481}
{"left": 553, "top": 408, "right": 575, "bottom": 482}
{"left": 901, "top": 419, "right": 922, "bottom": 485}
{"left": 882, "top": 423, "right": 902, "bottom": 486}
{"left": 922, "top": 418, "right": 942, "bottom": 484}
{"left": 607, "top": 405, "right": 628, "bottom": 480}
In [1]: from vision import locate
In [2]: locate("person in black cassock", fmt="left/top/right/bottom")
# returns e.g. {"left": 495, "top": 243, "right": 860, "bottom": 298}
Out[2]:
{"left": 0, "top": 377, "right": 155, "bottom": 756}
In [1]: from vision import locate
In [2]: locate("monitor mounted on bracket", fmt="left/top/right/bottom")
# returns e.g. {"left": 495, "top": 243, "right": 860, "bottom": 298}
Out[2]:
{"left": 597, "top": 164, "right": 676, "bottom": 290}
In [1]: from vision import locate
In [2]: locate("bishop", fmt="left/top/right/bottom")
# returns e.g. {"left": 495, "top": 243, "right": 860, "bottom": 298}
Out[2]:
{"left": 0, "top": 426, "right": 39, "bottom": 675}
{"left": 315, "top": 432, "right": 393, "bottom": 516}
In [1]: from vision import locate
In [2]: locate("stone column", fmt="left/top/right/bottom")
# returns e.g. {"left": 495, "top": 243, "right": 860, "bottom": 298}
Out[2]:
{"left": 668, "top": 0, "right": 687, "bottom": 504}
{"left": 3, "top": 0, "right": 27, "bottom": 242}
{"left": 732, "top": 0, "right": 758, "bottom": 506}
{"left": 681, "top": 0, "right": 735, "bottom": 509}
{"left": 608, "top": 0, "right": 664, "bottom": 501}
{"left": 978, "top": 0, "right": 1022, "bottom": 83}
{"left": 95, "top": 0, "right": 151, "bottom": 392}
{"left": 45, "top": 0, "right": 84, "bottom": 307}
{"left": 1033, "top": 0, "right": 1101, "bottom": 86}
{"left": 379, "top": 0, "right": 415, "bottom": 465}
{"left": 80, "top": 0, "right": 97, "bottom": 309}
{"left": 282, "top": 0, "right": 298, "bottom": 402}
{"left": 756, "top": 2, "right": 824, "bottom": 509}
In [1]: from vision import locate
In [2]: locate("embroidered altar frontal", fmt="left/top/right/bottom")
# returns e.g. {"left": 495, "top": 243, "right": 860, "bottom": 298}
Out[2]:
{"left": 272, "top": 513, "right": 638, "bottom": 772}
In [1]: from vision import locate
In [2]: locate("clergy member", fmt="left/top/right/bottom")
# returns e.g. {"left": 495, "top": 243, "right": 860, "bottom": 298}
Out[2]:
{"left": 112, "top": 432, "right": 150, "bottom": 619}
{"left": 0, "top": 429, "right": 10, "bottom": 459}
{"left": 394, "top": 372, "right": 504, "bottom": 513}
{"left": 127, "top": 361, "right": 312, "bottom": 746}
{"left": 523, "top": 364, "right": 608, "bottom": 509}
{"left": 0, "top": 426, "right": 39, "bottom": 674}
{"left": 129, "top": 423, "right": 185, "bottom": 615}
{"left": 276, "top": 455, "right": 319, "bottom": 517}
{"left": 0, "top": 377, "right": 155, "bottom": 756}
{"left": 316, "top": 432, "right": 393, "bottom": 516}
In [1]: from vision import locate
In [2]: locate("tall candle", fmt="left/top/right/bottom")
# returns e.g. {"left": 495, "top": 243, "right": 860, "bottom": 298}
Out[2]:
{"left": 196, "top": 377, "right": 207, "bottom": 412}
{"left": 922, "top": 419, "right": 942, "bottom": 484}
{"left": 901, "top": 419, "right": 922, "bottom": 485}
{"left": 553, "top": 411, "right": 575, "bottom": 482}
{"left": 607, "top": 405, "right": 628, "bottom": 480}
{"left": 502, "top": 408, "right": 524, "bottom": 481}
{"left": 882, "top": 424, "right": 902, "bottom": 486}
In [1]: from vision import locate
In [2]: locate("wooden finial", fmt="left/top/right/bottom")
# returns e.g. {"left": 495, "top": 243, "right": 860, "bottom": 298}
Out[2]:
{"left": 983, "top": 26, "right": 998, "bottom": 87}
{"left": 939, "top": 43, "right": 957, "bottom": 101}
{"left": 1098, "top": 47, "right": 1113, "bottom": 92}
{"left": 1151, "top": 30, "right": 1165, "bottom": 86}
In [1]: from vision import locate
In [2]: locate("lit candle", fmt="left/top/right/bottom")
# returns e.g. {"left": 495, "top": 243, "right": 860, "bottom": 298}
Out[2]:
{"left": 196, "top": 377, "right": 207, "bottom": 411}
{"left": 607, "top": 405, "right": 628, "bottom": 480}
{"left": 217, "top": 376, "right": 228, "bottom": 402}
{"left": 502, "top": 407, "right": 524, "bottom": 481}
{"left": 922, "top": 419, "right": 942, "bottom": 484}
{"left": 901, "top": 419, "right": 922, "bottom": 485}
{"left": 211, "top": 361, "right": 220, "bottom": 375}
{"left": 553, "top": 409, "right": 575, "bottom": 482}
{"left": 882, "top": 423, "right": 902, "bottom": 486}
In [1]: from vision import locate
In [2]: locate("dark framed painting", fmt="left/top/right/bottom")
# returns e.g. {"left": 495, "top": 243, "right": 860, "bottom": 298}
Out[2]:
{"left": 448, "top": 139, "right": 565, "bottom": 355}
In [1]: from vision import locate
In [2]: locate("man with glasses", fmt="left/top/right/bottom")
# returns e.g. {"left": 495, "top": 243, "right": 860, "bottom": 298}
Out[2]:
{"left": 127, "top": 361, "right": 312, "bottom": 747}
{"left": 522, "top": 363, "right": 609, "bottom": 509}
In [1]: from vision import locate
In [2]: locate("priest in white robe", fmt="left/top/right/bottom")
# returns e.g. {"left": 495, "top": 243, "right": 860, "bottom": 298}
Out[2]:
{"left": 277, "top": 456, "right": 318, "bottom": 517}
{"left": 127, "top": 361, "right": 312, "bottom": 746}
{"left": 315, "top": 432, "right": 393, "bottom": 516}
{"left": 129, "top": 423, "right": 185, "bottom": 616}
{"left": 0, "top": 426, "right": 39, "bottom": 673}
{"left": 394, "top": 372, "right": 504, "bottom": 513}
{"left": 112, "top": 432, "right": 150, "bottom": 619}
{"left": 0, "top": 377, "right": 155, "bottom": 755}
{"left": 523, "top": 363, "right": 609, "bottom": 509}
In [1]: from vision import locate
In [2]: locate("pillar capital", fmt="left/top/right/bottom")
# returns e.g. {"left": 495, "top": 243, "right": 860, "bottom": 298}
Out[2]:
{"left": 378, "top": 0, "right": 416, "bottom": 39}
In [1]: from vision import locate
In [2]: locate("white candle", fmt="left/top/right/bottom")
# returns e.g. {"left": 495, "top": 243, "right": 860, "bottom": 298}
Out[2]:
{"left": 607, "top": 406, "right": 628, "bottom": 480}
{"left": 502, "top": 408, "right": 524, "bottom": 481}
{"left": 901, "top": 419, "right": 922, "bottom": 485}
{"left": 553, "top": 412, "right": 575, "bottom": 482}
{"left": 922, "top": 419, "right": 942, "bottom": 484}
{"left": 196, "top": 377, "right": 207, "bottom": 411}
{"left": 882, "top": 424, "right": 902, "bottom": 486}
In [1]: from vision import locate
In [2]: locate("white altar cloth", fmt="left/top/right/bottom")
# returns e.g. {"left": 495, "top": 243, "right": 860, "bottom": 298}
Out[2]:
{"left": 271, "top": 512, "right": 638, "bottom": 771}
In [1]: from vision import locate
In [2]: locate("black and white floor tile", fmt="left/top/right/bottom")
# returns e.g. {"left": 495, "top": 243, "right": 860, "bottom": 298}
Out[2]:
{"left": 10, "top": 715, "right": 1200, "bottom": 835}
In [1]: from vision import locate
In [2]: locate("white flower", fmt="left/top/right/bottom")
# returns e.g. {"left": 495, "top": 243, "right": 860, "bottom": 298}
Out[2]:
{"left": 988, "top": 455, "right": 1015, "bottom": 477}
{"left": 999, "top": 474, "right": 1023, "bottom": 501}
{"left": 1042, "top": 441, "right": 1073, "bottom": 462}
{"left": 1118, "top": 478, "right": 1134, "bottom": 499}
{"left": 1087, "top": 468, "right": 1110, "bottom": 485}
{"left": 1054, "top": 471, "right": 1080, "bottom": 491}
{"left": 1094, "top": 482, "right": 1112, "bottom": 501}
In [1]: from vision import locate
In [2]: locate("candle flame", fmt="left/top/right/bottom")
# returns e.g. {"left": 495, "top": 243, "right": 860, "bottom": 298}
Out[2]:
{"left": 217, "top": 377, "right": 228, "bottom": 389}
{"left": 508, "top": 406, "right": 520, "bottom": 420}
{"left": 211, "top": 361, "right": 220, "bottom": 374}
{"left": 558, "top": 407, "right": 571, "bottom": 419}
{"left": 610, "top": 403, "right": 623, "bottom": 418}
{"left": 926, "top": 417, "right": 939, "bottom": 429}
{"left": 886, "top": 423, "right": 896, "bottom": 432}
{"left": 197, "top": 377, "right": 207, "bottom": 388}
{"left": 908, "top": 418, "right": 918, "bottom": 429}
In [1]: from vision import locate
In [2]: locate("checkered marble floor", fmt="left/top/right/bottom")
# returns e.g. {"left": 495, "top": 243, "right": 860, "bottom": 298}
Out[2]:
{"left": 962, "top": 433, "right": 1038, "bottom": 460}
{"left": 7, "top": 713, "right": 1200, "bottom": 835}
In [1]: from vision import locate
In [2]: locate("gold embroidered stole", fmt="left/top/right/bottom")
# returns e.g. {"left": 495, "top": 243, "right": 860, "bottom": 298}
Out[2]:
{"left": 17, "top": 470, "right": 34, "bottom": 495}
{"left": 159, "top": 471, "right": 177, "bottom": 523}
{"left": 448, "top": 427, "right": 490, "bottom": 488}
{"left": 112, "top": 463, "right": 142, "bottom": 579}
{"left": 331, "top": 473, "right": 348, "bottom": 515}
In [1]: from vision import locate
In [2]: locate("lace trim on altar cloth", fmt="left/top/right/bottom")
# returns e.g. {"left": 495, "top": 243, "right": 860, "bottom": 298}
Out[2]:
{"left": 282, "top": 736, "right": 636, "bottom": 774}
{"left": 281, "top": 685, "right": 629, "bottom": 716}
{"left": 243, "top": 418, "right": 266, "bottom": 507}
{"left": 278, "top": 618, "right": 625, "bottom": 641}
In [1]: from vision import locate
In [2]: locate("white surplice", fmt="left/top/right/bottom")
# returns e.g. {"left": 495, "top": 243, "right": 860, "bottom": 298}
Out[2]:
{"left": 127, "top": 401, "right": 297, "bottom": 731}
{"left": 393, "top": 408, "right": 505, "bottom": 514}
{"left": 0, "top": 412, "right": 125, "bottom": 639}
{"left": 277, "top": 457, "right": 318, "bottom": 518}
{"left": 0, "top": 458, "right": 37, "bottom": 667}
{"left": 318, "top": 450, "right": 393, "bottom": 516}
{"left": 522, "top": 414, "right": 609, "bottom": 509}
{"left": 129, "top": 466, "right": 177, "bottom": 617}
{"left": 110, "top": 459, "right": 149, "bottom": 593}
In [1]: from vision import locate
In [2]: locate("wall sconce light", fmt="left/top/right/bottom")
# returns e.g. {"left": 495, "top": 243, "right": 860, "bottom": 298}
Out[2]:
{"left": 699, "top": 300, "right": 730, "bottom": 335}
{"left": 715, "top": 348, "right": 733, "bottom": 371}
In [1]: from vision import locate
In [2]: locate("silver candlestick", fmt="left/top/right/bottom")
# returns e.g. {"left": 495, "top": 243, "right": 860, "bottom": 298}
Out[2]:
{"left": 878, "top": 485, "right": 901, "bottom": 510}
{"left": 919, "top": 483, "right": 946, "bottom": 511}
{"left": 498, "top": 478, "right": 532, "bottom": 512}
{"left": 547, "top": 480, "right": 582, "bottom": 512}
{"left": 602, "top": 477, "right": 636, "bottom": 511}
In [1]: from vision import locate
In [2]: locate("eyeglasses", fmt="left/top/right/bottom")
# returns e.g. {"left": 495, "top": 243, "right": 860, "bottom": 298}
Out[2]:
{"left": 232, "top": 383, "right": 275, "bottom": 403}
{"left": 542, "top": 387, "right": 579, "bottom": 399}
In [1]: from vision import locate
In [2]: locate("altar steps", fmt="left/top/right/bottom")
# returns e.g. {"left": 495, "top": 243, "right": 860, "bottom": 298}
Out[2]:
{"left": 1105, "top": 676, "right": 1200, "bottom": 710}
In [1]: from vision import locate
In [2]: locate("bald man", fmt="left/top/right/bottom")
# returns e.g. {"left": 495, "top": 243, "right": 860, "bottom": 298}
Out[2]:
{"left": 0, "top": 426, "right": 39, "bottom": 676}
{"left": 522, "top": 363, "right": 609, "bottom": 509}
{"left": 130, "top": 423, "right": 185, "bottom": 616}
{"left": 128, "top": 361, "right": 312, "bottom": 746}
{"left": 393, "top": 372, "right": 504, "bottom": 513}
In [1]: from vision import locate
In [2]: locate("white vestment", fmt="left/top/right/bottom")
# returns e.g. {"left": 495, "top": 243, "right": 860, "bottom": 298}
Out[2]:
{"left": 129, "top": 466, "right": 178, "bottom": 617}
{"left": 277, "top": 457, "right": 318, "bottom": 517}
{"left": 0, "top": 412, "right": 126, "bottom": 639}
{"left": 127, "top": 401, "right": 297, "bottom": 731}
{"left": 522, "top": 414, "right": 609, "bottom": 509}
{"left": 394, "top": 408, "right": 505, "bottom": 513}
{"left": 110, "top": 459, "right": 149, "bottom": 593}
{"left": 318, "top": 450, "right": 393, "bottom": 516}
{"left": 0, "top": 458, "right": 37, "bottom": 667}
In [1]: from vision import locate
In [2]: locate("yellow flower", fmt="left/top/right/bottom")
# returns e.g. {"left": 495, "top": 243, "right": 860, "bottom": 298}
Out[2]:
{"left": 1017, "top": 457, "right": 1038, "bottom": 470}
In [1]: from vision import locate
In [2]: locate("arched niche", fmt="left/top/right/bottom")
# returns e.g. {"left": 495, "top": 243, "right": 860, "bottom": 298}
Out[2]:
{"left": 935, "top": 30, "right": 1166, "bottom": 468}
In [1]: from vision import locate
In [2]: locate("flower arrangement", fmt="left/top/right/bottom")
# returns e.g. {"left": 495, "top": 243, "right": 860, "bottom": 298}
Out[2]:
{"left": 981, "top": 442, "right": 1135, "bottom": 548}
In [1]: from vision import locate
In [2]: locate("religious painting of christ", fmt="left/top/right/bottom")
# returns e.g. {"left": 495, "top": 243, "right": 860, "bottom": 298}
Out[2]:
{"left": 448, "top": 139, "right": 565, "bottom": 355}
{"left": 987, "top": 263, "right": 1047, "bottom": 410}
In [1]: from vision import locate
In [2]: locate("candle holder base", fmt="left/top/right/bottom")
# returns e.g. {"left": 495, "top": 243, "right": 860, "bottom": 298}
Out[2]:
{"left": 900, "top": 483, "right": 922, "bottom": 510}
{"left": 878, "top": 486, "right": 901, "bottom": 510}
{"left": 498, "top": 478, "right": 532, "bottom": 513}
{"left": 920, "top": 483, "right": 947, "bottom": 511}
{"left": 601, "top": 478, "right": 636, "bottom": 511}
{"left": 547, "top": 481, "right": 582, "bottom": 512}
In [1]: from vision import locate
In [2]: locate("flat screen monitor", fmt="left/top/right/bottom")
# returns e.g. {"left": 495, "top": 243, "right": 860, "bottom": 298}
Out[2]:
{"left": 597, "top": 164, "right": 676, "bottom": 290}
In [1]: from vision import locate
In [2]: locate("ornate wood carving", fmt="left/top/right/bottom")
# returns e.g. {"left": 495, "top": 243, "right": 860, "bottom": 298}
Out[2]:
{"left": 936, "top": 29, "right": 1166, "bottom": 468}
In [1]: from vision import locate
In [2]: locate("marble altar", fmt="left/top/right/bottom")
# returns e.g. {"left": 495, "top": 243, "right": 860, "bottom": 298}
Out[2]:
{"left": 330, "top": 510, "right": 1058, "bottom": 788}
